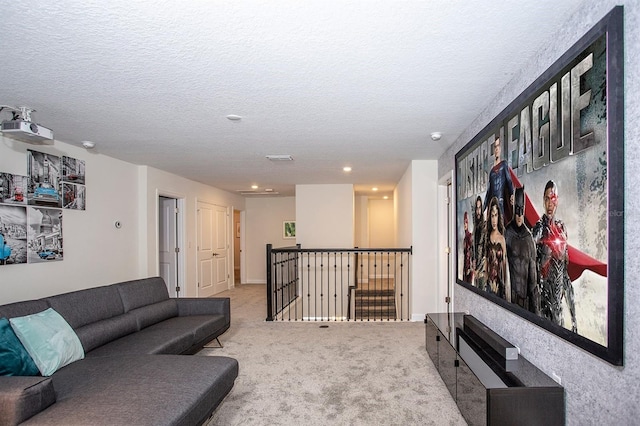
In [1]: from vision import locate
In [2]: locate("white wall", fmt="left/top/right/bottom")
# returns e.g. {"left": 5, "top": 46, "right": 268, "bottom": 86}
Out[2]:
{"left": 244, "top": 196, "right": 295, "bottom": 284}
{"left": 411, "top": 160, "right": 439, "bottom": 319}
{"left": 437, "top": 2, "right": 639, "bottom": 424}
{"left": 0, "top": 136, "right": 247, "bottom": 304}
{"left": 368, "top": 198, "right": 394, "bottom": 248}
{"left": 139, "top": 166, "right": 245, "bottom": 297}
{"left": 295, "top": 184, "right": 354, "bottom": 248}
{"left": 395, "top": 160, "right": 441, "bottom": 320}
{"left": 0, "top": 136, "right": 141, "bottom": 304}
{"left": 395, "top": 164, "right": 412, "bottom": 249}
{"left": 354, "top": 195, "right": 369, "bottom": 248}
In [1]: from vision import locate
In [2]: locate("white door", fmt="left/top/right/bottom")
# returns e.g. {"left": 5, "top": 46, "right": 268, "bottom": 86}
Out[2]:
{"left": 212, "top": 205, "right": 229, "bottom": 294}
{"left": 197, "top": 201, "right": 229, "bottom": 297}
{"left": 159, "top": 197, "right": 178, "bottom": 297}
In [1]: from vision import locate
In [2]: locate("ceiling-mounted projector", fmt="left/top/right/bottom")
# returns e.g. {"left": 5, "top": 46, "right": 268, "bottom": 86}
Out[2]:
{"left": 0, "top": 105, "right": 54, "bottom": 145}
{"left": 1, "top": 120, "right": 54, "bottom": 144}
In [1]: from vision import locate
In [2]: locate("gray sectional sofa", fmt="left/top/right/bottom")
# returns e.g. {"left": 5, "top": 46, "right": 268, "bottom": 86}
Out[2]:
{"left": 0, "top": 277, "right": 238, "bottom": 425}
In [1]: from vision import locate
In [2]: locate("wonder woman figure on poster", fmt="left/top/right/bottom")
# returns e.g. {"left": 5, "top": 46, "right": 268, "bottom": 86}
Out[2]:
{"left": 463, "top": 212, "right": 473, "bottom": 283}
{"left": 473, "top": 196, "right": 486, "bottom": 289}
{"left": 485, "top": 196, "right": 509, "bottom": 301}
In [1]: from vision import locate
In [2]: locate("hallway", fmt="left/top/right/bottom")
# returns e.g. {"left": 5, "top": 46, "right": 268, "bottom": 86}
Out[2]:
{"left": 214, "top": 284, "right": 267, "bottom": 324}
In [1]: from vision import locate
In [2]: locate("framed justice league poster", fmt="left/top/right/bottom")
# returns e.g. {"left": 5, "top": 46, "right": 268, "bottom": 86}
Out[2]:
{"left": 454, "top": 7, "right": 624, "bottom": 365}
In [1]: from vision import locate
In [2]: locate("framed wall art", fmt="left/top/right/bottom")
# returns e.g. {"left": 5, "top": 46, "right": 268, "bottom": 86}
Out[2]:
{"left": 0, "top": 204, "right": 27, "bottom": 265}
{"left": 27, "top": 150, "right": 62, "bottom": 208}
{"left": 454, "top": 7, "right": 624, "bottom": 365}
{"left": 283, "top": 221, "right": 296, "bottom": 239}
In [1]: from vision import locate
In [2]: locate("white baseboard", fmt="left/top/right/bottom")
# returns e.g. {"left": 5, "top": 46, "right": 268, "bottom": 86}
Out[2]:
{"left": 302, "top": 316, "right": 348, "bottom": 321}
{"left": 411, "top": 313, "right": 426, "bottom": 322}
{"left": 244, "top": 279, "right": 267, "bottom": 284}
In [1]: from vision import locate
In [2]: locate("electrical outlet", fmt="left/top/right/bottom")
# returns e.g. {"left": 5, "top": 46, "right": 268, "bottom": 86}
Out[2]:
{"left": 551, "top": 372, "right": 562, "bottom": 385}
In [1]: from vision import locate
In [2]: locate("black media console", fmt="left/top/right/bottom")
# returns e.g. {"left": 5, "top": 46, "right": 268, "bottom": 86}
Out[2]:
{"left": 425, "top": 313, "right": 565, "bottom": 426}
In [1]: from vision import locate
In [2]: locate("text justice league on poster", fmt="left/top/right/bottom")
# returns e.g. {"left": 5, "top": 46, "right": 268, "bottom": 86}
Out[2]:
{"left": 456, "top": 34, "right": 608, "bottom": 346}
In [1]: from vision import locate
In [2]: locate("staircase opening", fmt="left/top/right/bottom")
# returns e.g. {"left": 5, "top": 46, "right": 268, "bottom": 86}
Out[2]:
{"left": 354, "top": 277, "right": 396, "bottom": 320}
{"left": 266, "top": 245, "right": 412, "bottom": 321}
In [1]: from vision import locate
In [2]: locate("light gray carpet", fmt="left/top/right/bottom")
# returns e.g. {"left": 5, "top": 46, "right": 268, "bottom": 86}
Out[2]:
{"left": 199, "top": 284, "right": 466, "bottom": 426}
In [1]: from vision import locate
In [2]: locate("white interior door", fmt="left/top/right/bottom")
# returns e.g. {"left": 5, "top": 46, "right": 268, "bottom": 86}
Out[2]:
{"left": 159, "top": 197, "right": 178, "bottom": 297}
{"left": 197, "top": 201, "right": 229, "bottom": 297}
{"left": 212, "top": 205, "right": 229, "bottom": 294}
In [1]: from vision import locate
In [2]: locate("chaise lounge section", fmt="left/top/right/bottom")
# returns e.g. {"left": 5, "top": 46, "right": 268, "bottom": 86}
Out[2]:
{"left": 0, "top": 277, "right": 238, "bottom": 426}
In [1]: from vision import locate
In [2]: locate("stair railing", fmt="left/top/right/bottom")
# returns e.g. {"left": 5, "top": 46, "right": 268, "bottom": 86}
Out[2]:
{"left": 267, "top": 245, "right": 412, "bottom": 321}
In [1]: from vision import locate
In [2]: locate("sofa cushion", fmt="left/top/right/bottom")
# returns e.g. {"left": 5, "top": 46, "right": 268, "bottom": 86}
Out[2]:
{"left": 74, "top": 313, "right": 138, "bottom": 353}
{"left": 85, "top": 313, "right": 227, "bottom": 357}
{"left": 10, "top": 309, "right": 85, "bottom": 376}
{"left": 0, "top": 376, "right": 56, "bottom": 426}
{"left": 129, "top": 299, "right": 179, "bottom": 330}
{"left": 0, "top": 300, "right": 50, "bottom": 320}
{"left": 175, "top": 315, "right": 227, "bottom": 344}
{"left": 176, "top": 297, "right": 230, "bottom": 317}
{"left": 116, "top": 277, "right": 170, "bottom": 312}
{"left": 23, "top": 355, "right": 239, "bottom": 426}
{"left": 84, "top": 317, "right": 195, "bottom": 356}
{"left": 46, "top": 285, "right": 125, "bottom": 329}
{"left": 0, "top": 318, "right": 39, "bottom": 376}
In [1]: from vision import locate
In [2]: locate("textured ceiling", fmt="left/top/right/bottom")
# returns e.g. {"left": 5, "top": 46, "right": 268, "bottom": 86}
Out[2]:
{"left": 0, "top": 0, "right": 584, "bottom": 197}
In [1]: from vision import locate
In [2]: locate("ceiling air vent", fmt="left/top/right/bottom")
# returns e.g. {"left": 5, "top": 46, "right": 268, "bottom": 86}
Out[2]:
{"left": 265, "top": 155, "right": 293, "bottom": 161}
{"left": 240, "top": 191, "right": 280, "bottom": 196}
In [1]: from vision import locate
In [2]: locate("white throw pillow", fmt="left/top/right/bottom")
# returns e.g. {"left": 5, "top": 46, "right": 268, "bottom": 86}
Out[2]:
{"left": 10, "top": 308, "right": 84, "bottom": 376}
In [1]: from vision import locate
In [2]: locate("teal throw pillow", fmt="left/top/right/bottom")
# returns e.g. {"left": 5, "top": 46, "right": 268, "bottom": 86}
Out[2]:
{"left": 0, "top": 317, "right": 40, "bottom": 376}
{"left": 10, "top": 308, "right": 85, "bottom": 376}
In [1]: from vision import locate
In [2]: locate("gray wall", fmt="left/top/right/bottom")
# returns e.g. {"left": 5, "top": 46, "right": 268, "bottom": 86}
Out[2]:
{"left": 438, "top": 1, "right": 639, "bottom": 424}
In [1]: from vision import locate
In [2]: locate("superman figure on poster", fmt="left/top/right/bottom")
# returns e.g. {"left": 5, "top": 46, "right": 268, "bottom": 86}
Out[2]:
{"left": 484, "top": 137, "right": 514, "bottom": 224}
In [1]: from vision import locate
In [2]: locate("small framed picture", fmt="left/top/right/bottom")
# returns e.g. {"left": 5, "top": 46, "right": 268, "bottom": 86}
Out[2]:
{"left": 283, "top": 221, "right": 296, "bottom": 239}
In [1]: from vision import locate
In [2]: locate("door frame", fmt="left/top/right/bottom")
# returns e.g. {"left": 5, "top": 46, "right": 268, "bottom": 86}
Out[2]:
{"left": 438, "top": 170, "right": 455, "bottom": 314}
{"left": 156, "top": 190, "right": 185, "bottom": 297}
{"left": 232, "top": 208, "right": 245, "bottom": 286}
{"left": 239, "top": 209, "right": 246, "bottom": 285}
{"left": 196, "top": 199, "right": 231, "bottom": 297}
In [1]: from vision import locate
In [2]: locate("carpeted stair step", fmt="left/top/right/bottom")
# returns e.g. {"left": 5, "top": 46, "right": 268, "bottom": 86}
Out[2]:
{"left": 354, "top": 295, "right": 397, "bottom": 319}
{"left": 354, "top": 296, "right": 396, "bottom": 306}
{"left": 355, "top": 289, "right": 395, "bottom": 297}
{"left": 355, "top": 307, "right": 397, "bottom": 319}
{"left": 353, "top": 278, "right": 397, "bottom": 320}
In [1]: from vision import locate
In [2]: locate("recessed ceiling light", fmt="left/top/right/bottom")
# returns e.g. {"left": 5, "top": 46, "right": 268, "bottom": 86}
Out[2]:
{"left": 226, "top": 115, "right": 242, "bottom": 121}
{"left": 372, "top": 187, "right": 378, "bottom": 191}
{"left": 265, "top": 188, "right": 273, "bottom": 192}
{"left": 251, "top": 185, "right": 258, "bottom": 189}
{"left": 343, "top": 166, "right": 352, "bottom": 172}
{"left": 81, "top": 141, "right": 95, "bottom": 149}
{"left": 430, "top": 132, "right": 442, "bottom": 141}
{"left": 383, "top": 196, "right": 389, "bottom": 200}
